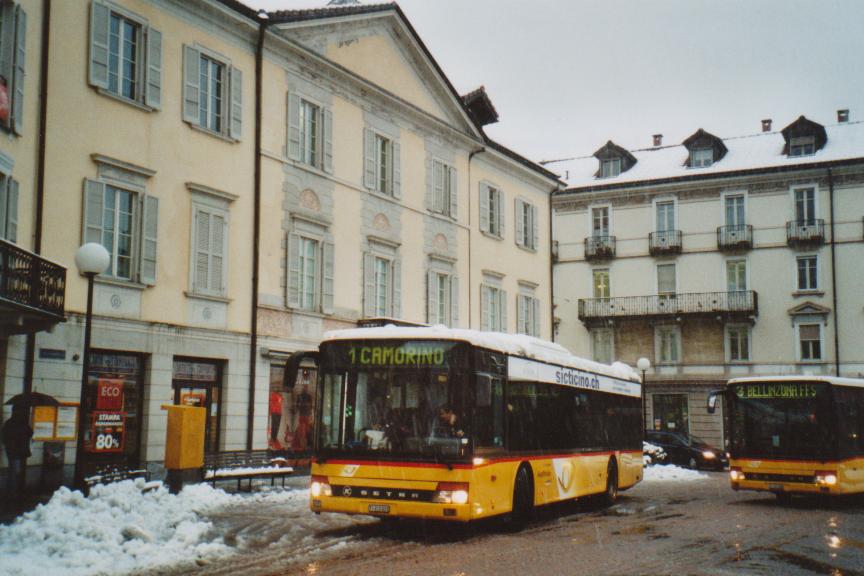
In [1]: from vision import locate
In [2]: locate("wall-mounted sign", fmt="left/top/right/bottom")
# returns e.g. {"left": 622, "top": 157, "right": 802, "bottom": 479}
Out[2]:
{"left": 32, "top": 406, "right": 57, "bottom": 441}
{"left": 30, "top": 403, "right": 79, "bottom": 441}
{"left": 39, "top": 348, "right": 66, "bottom": 360}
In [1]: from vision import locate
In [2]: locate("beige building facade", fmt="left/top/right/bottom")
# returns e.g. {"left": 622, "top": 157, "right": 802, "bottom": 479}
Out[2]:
{"left": 0, "top": 0, "right": 557, "bottom": 486}
{"left": 551, "top": 115, "right": 864, "bottom": 448}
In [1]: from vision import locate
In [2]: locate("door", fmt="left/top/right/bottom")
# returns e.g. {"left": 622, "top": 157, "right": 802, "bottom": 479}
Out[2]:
{"left": 172, "top": 358, "right": 222, "bottom": 453}
{"left": 653, "top": 394, "right": 689, "bottom": 437}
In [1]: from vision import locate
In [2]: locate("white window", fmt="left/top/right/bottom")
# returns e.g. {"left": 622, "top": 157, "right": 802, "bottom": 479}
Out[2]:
{"left": 726, "top": 325, "right": 751, "bottom": 362}
{"left": 600, "top": 158, "right": 621, "bottom": 178}
{"left": 365, "top": 128, "right": 400, "bottom": 197}
{"left": 796, "top": 255, "right": 818, "bottom": 291}
{"left": 182, "top": 45, "right": 242, "bottom": 139}
{"left": 724, "top": 194, "right": 746, "bottom": 227}
{"left": 656, "top": 200, "right": 675, "bottom": 232}
{"left": 431, "top": 159, "right": 456, "bottom": 216}
{"left": 375, "top": 134, "right": 393, "bottom": 195}
{"left": 794, "top": 187, "right": 817, "bottom": 224}
{"left": 83, "top": 179, "right": 159, "bottom": 284}
{"left": 287, "top": 230, "right": 334, "bottom": 313}
{"left": 516, "top": 199, "right": 538, "bottom": 250}
{"left": 363, "top": 248, "right": 400, "bottom": 318}
{"left": 517, "top": 293, "right": 540, "bottom": 337}
{"left": 479, "top": 183, "right": 504, "bottom": 238}
{"left": 656, "top": 325, "right": 681, "bottom": 364}
{"left": 657, "top": 263, "right": 676, "bottom": 296}
{"left": 592, "top": 329, "right": 614, "bottom": 364}
{"left": 789, "top": 136, "right": 815, "bottom": 157}
{"left": 481, "top": 284, "right": 507, "bottom": 332}
{"left": 192, "top": 206, "right": 228, "bottom": 297}
{"left": 299, "top": 99, "right": 320, "bottom": 167}
{"left": 689, "top": 147, "right": 713, "bottom": 168}
{"left": 798, "top": 323, "right": 822, "bottom": 361}
{"left": 374, "top": 257, "right": 389, "bottom": 316}
{"left": 0, "top": 173, "right": 19, "bottom": 242}
{"left": 288, "top": 94, "right": 333, "bottom": 173}
{"left": 89, "top": 1, "right": 161, "bottom": 110}
{"left": 427, "top": 266, "right": 458, "bottom": 327}
{"left": 593, "top": 268, "right": 611, "bottom": 298}
{"left": 726, "top": 259, "right": 747, "bottom": 292}
{"left": 591, "top": 206, "right": 610, "bottom": 237}
{"left": 1, "top": 1, "right": 27, "bottom": 133}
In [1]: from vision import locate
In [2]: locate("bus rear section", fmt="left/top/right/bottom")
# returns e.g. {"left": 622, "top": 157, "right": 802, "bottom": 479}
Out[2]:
{"left": 721, "top": 377, "right": 864, "bottom": 497}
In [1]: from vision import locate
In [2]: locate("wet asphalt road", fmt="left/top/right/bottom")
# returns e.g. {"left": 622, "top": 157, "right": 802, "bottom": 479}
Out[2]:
{"left": 163, "top": 471, "right": 864, "bottom": 576}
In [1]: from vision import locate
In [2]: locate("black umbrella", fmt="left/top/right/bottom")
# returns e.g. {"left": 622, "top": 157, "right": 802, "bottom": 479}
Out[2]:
{"left": 5, "top": 391, "right": 60, "bottom": 408}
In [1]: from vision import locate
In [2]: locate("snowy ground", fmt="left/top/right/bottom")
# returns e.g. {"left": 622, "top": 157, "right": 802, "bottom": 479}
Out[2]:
{"left": 0, "top": 465, "right": 705, "bottom": 576}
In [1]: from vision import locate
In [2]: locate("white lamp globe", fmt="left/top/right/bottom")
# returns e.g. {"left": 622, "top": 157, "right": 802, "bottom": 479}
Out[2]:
{"left": 75, "top": 243, "right": 110, "bottom": 275}
{"left": 636, "top": 357, "right": 651, "bottom": 372}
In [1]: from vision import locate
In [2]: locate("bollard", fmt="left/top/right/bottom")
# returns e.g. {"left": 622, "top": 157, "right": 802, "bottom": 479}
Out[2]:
{"left": 161, "top": 404, "right": 206, "bottom": 494}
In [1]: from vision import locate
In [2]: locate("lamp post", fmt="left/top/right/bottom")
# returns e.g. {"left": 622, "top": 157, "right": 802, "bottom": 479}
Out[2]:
{"left": 74, "top": 243, "right": 110, "bottom": 488}
{"left": 637, "top": 357, "right": 651, "bottom": 433}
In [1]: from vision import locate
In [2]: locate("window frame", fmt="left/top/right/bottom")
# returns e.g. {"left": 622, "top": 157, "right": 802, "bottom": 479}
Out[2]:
{"left": 182, "top": 43, "right": 241, "bottom": 141}
{"left": 481, "top": 283, "right": 507, "bottom": 332}
{"left": 480, "top": 182, "right": 503, "bottom": 238}
{"left": 653, "top": 196, "right": 677, "bottom": 232}
{"left": 298, "top": 97, "right": 321, "bottom": 168}
{"left": 655, "top": 324, "right": 682, "bottom": 365}
{"left": 516, "top": 287, "right": 540, "bottom": 337}
{"left": 592, "top": 268, "right": 611, "bottom": 299}
{"left": 689, "top": 147, "right": 714, "bottom": 168}
{"left": 374, "top": 132, "right": 393, "bottom": 196}
{"left": 656, "top": 262, "right": 677, "bottom": 296}
{"left": 725, "top": 258, "right": 748, "bottom": 292}
{"left": 190, "top": 202, "right": 230, "bottom": 298}
{"left": 795, "top": 254, "right": 819, "bottom": 292}
{"left": 591, "top": 328, "right": 614, "bottom": 364}
{"left": 590, "top": 203, "right": 612, "bottom": 237}
{"left": 796, "top": 322, "right": 823, "bottom": 362}
{"left": 725, "top": 324, "right": 751, "bottom": 363}
{"left": 791, "top": 184, "right": 819, "bottom": 224}
{"left": 600, "top": 157, "right": 621, "bottom": 178}
{"left": 431, "top": 158, "right": 455, "bottom": 216}
{"left": 516, "top": 198, "right": 538, "bottom": 251}
{"left": 101, "top": 183, "right": 139, "bottom": 281}
{"left": 721, "top": 190, "right": 747, "bottom": 227}
{"left": 789, "top": 136, "right": 816, "bottom": 157}
{"left": 106, "top": 10, "right": 143, "bottom": 102}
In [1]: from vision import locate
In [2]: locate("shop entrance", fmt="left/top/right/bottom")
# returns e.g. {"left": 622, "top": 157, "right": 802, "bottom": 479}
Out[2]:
{"left": 652, "top": 393, "right": 690, "bottom": 435}
{"left": 268, "top": 362, "right": 316, "bottom": 454}
{"left": 172, "top": 358, "right": 222, "bottom": 453}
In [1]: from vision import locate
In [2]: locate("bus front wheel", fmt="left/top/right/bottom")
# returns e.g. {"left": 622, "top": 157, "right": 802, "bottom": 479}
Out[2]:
{"left": 603, "top": 459, "right": 619, "bottom": 505}
{"left": 510, "top": 464, "right": 534, "bottom": 524}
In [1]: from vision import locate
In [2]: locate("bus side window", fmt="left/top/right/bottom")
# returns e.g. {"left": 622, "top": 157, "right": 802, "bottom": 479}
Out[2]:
{"left": 474, "top": 374, "right": 504, "bottom": 448}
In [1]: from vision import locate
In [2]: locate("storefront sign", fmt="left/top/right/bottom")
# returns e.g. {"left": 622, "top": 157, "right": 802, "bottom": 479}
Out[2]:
{"left": 90, "top": 412, "right": 125, "bottom": 452}
{"left": 96, "top": 378, "right": 124, "bottom": 411}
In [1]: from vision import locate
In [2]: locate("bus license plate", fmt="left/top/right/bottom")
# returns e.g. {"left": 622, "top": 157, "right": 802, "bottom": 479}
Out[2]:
{"left": 368, "top": 504, "right": 390, "bottom": 514}
{"left": 769, "top": 484, "right": 784, "bottom": 491}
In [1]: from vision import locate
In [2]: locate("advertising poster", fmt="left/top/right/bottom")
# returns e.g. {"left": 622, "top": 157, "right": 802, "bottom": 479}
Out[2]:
{"left": 96, "top": 378, "right": 124, "bottom": 411}
{"left": 56, "top": 404, "right": 79, "bottom": 440}
{"left": 180, "top": 391, "right": 206, "bottom": 407}
{"left": 90, "top": 411, "right": 126, "bottom": 452}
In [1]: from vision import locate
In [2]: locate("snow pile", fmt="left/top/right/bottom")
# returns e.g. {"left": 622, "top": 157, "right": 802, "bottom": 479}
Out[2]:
{"left": 642, "top": 441, "right": 667, "bottom": 466}
{"left": 643, "top": 464, "right": 708, "bottom": 482}
{"left": 0, "top": 480, "right": 302, "bottom": 576}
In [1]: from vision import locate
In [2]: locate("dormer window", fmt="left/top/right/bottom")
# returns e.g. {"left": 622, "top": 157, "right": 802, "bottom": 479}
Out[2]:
{"left": 682, "top": 129, "right": 726, "bottom": 168}
{"left": 689, "top": 147, "right": 713, "bottom": 168}
{"left": 789, "top": 136, "right": 816, "bottom": 157}
{"left": 601, "top": 158, "right": 621, "bottom": 178}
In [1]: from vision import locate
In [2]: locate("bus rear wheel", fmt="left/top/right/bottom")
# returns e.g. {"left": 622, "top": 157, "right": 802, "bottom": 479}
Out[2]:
{"left": 510, "top": 464, "right": 534, "bottom": 525}
{"left": 603, "top": 459, "right": 619, "bottom": 505}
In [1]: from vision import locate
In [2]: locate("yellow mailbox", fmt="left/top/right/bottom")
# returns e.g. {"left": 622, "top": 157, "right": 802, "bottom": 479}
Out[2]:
{"left": 162, "top": 404, "right": 206, "bottom": 470}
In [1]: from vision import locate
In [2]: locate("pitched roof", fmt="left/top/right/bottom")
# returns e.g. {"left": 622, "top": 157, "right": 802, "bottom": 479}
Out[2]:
{"left": 268, "top": 3, "right": 396, "bottom": 23}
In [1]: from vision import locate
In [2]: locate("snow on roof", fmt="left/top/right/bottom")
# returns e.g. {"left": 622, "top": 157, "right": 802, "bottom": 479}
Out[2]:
{"left": 549, "top": 120, "right": 864, "bottom": 189}
{"left": 728, "top": 375, "right": 864, "bottom": 389}
{"left": 322, "top": 325, "right": 640, "bottom": 382}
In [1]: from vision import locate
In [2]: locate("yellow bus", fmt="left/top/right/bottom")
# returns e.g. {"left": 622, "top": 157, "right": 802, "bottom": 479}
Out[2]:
{"left": 709, "top": 376, "right": 864, "bottom": 500}
{"left": 286, "top": 327, "right": 643, "bottom": 523}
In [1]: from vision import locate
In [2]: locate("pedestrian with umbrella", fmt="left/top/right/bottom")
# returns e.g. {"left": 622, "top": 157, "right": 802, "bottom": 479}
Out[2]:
{"left": 3, "top": 392, "right": 55, "bottom": 498}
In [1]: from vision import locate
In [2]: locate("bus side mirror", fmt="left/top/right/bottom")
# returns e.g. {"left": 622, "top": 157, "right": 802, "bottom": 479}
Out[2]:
{"left": 707, "top": 390, "right": 723, "bottom": 414}
{"left": 476, "top": 374, "right": 493, "bottom": 407}
{"left": 284, "top": 351, "right": 319, "bottom": 392}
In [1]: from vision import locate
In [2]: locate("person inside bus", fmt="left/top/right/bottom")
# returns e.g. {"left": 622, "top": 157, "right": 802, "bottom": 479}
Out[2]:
{"left": 430, "top": 405, "right": 463, "bottom": 439}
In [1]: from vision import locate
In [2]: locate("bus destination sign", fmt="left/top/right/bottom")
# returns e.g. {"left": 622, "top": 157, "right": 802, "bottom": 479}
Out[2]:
{"left": 347, "top": 344, "right": 448, "bottom": 367}
{"left": 735, "top": 382, "right": 819, "bottom": 399}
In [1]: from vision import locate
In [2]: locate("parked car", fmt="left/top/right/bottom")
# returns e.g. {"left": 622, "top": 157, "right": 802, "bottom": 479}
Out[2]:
{"left": 644, "top": 430, "right": 728, "bottom": 470}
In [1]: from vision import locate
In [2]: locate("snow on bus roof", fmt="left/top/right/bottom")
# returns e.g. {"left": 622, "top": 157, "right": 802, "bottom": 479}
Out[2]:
{"left": 728, "top": 375, "right": 864, "bottom": 389}
{"left": 322, "top": 325, "right": 640, "bottom": 382}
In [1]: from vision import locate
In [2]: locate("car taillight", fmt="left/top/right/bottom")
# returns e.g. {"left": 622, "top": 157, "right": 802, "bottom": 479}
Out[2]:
{"left": 729, "top": 467, "right": 744, "bottom": 481}
{"left": 433, "top": 482, "right": 469, "bottom": 505}
{"left": 816, "top": 470, "right": 838, "bottom": 486}
{"left": 311, "top": 475, "right": 332, "bottom": 497}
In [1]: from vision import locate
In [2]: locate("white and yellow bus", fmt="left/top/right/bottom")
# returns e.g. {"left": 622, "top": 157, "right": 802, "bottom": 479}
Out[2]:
{"left": 709, "top": 376, "right": 864, "bottom": 500}
{"left": 286, "top": 327, "right": 643, "bottom": 523}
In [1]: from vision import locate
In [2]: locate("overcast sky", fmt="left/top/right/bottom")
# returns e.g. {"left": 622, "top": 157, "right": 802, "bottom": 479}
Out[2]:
{"left": 246, "top": 0, "right": 864, "bottom": 164}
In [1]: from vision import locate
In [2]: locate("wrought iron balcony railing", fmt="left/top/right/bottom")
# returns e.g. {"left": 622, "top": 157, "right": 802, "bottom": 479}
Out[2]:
{"left": 584, "top": 235, "right": 616, "bottom": 260}
{"left": 786, "top": 219, "right": 825, "bottom": 247}
{"left": 717, "top": 225, "right": 753, "bottom": 250}
{"left": 648, "top": 230, "right": 682, "bottom": 255}
{"left": 0, "top": 239, "right": 67, "bottom": 324}
{"left": 578, "top": 290, "right": 758, "bottom": 323}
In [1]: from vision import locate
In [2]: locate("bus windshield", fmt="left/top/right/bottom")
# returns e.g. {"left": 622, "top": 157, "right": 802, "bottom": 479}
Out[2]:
{"left": 730, "top": 381, "right": 835, "bottom": 460}
{"left": 317, "top": 340, "right": 470, "bottom": 459}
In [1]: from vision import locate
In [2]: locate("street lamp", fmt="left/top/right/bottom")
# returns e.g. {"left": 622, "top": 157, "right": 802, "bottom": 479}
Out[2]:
{"left": 74, "top": 243, "right": 110, "bottom": 488}
{"left": 637, "top": 357, "right": 651, "bottom": 433}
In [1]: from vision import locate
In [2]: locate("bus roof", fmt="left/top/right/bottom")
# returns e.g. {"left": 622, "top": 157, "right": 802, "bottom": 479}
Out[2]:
{"left": 322, "top": 325, "right": 640, "bottom": 383}
{"left": 728, "top": 375, "right": 864, "bottom": 389}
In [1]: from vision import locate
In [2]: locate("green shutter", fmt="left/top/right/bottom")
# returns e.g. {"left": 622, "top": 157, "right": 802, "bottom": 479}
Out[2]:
{"left": 229, "top": 67, "right": 242, "bottom": 140}
{"left": 322, "top": 108, "right": 333, "bottom": 173}
{"left": 287, "top": 93, "right": 301, "bottom": 160}
{"left": 515, "top": 199, "right": 525, "bottom": 247}
{"left": 433, "top": 161, "right": 444, "bottom": 212}
{"left": 193, "top": 209, "right": 210, "bottom": 292}
{"left": 182, "top": 45, "right": 201, "bottom": 124}
{"left": 145, "top": 27, "right": 162, "bottom": 109}
{"left": 479, "top": 183, "right": 489, "bottom": 232}
{"left": 11, "top": 5, "right": 25, "bottom": 135}
{"left": 211, "top": 213, "right": 225, "bottom": 292}
{"left": 392, "top": 258, "right": 401, "bottom": 319}
{"left": 532, "top": 297, "right": 541, "bottom": 337}
{"left": 363, "top": 128, "right": 375, "bottom": 189}
{"left": 480, "top": 286, "right": 488, "bottom": 331}
{"left": 286, "top": 232, "right": 301, "bottom": 308}
{"left": 0, "top": 5, "right": 13, "bottom": 115}
{"left": 140, "top": 195, "right": 158, "bottom": 285}
{"left": 363, "top": 252, "right": 375, "bottom": 317}
{"left": 392, "top": 140, "right": 401, "bottom": 199}
{"left": 5, "top": 177, "right": 17, "bottom": 243}
{"left": 498, "top": 189, "right": 506, "bottom": 238}
{"left": 83, "top": 179, "right": 105, "bottom": 245}
{"left": 0, "top": 177, "right": 7, "bottom": 240}
{"left": 531, "top": 204, "right": 539, "bottom": 250}
{"left": 89, "top": 0, "right": 110, "bottom": 89}
{"left": 427, "top": 270, "right": 437, "bottom": 324}
{"left": 448, "top": 166, "right": 457, "bottom": 219}
{"left": 450, "top": 275, "right": 459, "bottom": 328}
{"left": 425, "top": 158, "right": 433, "bottom": 210}
{"left": 499, "top": 289, "right": 508, "bottom": 332}
{"left": 322, "top": 240, "right": 334, "bottom": 314}
{"left": 517, "top": 295, "right": 526, "bottom": 334}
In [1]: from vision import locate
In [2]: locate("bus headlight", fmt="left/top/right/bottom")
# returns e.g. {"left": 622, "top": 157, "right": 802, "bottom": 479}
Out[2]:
{"left": 816, "top": 471, "right": 838, "bottom": 486}
{"left": 730, "top": 467, "right": 744, "bottom": 481}
{"left": 311, "top": 475, "right": 332, "bottom": 497}
{"left": 433, "top": 482, "right": 469, "bottom": 505}
{"left": 702, "top": 450, "right": 716, "bottom": 460}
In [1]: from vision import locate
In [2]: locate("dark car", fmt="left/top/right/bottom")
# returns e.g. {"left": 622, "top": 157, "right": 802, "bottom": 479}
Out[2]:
{"left": 645, "top": 431, "right": 728, "bottom": 471}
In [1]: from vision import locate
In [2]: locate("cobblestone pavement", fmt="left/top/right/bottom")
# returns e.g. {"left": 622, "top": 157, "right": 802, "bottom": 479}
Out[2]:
{"left": 151, "top": 472, "right": 864, "bottom": 576}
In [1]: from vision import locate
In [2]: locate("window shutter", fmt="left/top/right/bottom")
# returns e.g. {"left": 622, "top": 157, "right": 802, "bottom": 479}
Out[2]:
{"left": 517, "top": 296, "right": 526, "bottom": 334}
{"left": 6, "top": 178, "right": 17, "bottom": 243}
{"left": 194, "top": 209, "right": 210, "bottom": 292}
{"left": 140, "top": 195, "right": 158, "bottom": 285}
{"left": 363, "top": 252, "right": 375, "bottom": 317}
{"left": 89, "top": 0, "right": 110, "bottom": 89}
{"left": 499, "top": 290, "right": 508, "bottom": 332}
{"left": 286, "top": 233, "right": 301, "bottom": 308}
{"left": 531, "top": 204, "right": 539, "bottom": 250}
{"left": 425, "top": 158, "right": 433, "bottom": 210}
{"left": 449, "top": 166, "right": 458, "bottom": 219}
{"left": 363, "top": 128, "right": 375, "bottom": 189}
{"left": 392, "top": 141, "right": 401, "bottom": 199}
{"left": 210, "top": 214, "right": 225, "bottom": 292}
{"left": 532, "top": 298, "right": 540, "bottom": 337}
{"left": 515, "top": 199, "right": 525, "bottom": 247}
{"left": 0, "top": 6, "right": 13, "bottom": 115}
{"left": 11, "top": 6, "right": 25, "bottom": 135}
{"left": 479, "top": 183, "right": 490, "bottom": 232}
{"left": 83, "top": 179, "right": 105, "bottom": 245}
{"left": 0, "top": 178, "right": 7, "bottom": 239}
{"left": 480, "top": 286, "right": 488, "bottom": 331}
{"left": 322, "top": 108, "right": 333, "bottom": 173}
{"left": 433, "top": 162, "right": 444, "bottom": 212}
{"left": 392, "top": 258, "right": 401, "bottom": 319}
{"left": 322, "top": 240, "right": 334, "bottom": 314}
{"left": 427, "top": 270, "right": 438, "bottom": 324}
{"left": 286, "top": 93, "right": 301, "bottom": 160}
{"left": 450, "top": 275, "right": 459, "bottom": 328}
{"left": 182, "top": 45, "right": 201, "bottom": 124}
{"left": 228, "top": 67, "right": 242, "bottom": 140}
{"left": 498, "top": 190, "right": 505, "bottom": 238}
{"left": 144, "top": 27, "right": 162, "bottom": 109}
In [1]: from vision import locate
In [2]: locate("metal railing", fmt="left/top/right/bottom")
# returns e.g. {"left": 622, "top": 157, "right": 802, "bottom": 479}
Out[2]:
{"left": 786, "top": 219, "right": 825, "bottom": 246}
{"left": 584, "top": 235, "right": 616, "bottom": 260}
{"left": 578, "top": 290, "right": 757, "bottom": 321}
{"left": 648, "top": 230, "right": 682, "bottom": 255}
{"left": 717, "top": 225, "right": 753, "bottom": 250}
{"left": 0, "top": 239, "right": 67, "bottom": 319}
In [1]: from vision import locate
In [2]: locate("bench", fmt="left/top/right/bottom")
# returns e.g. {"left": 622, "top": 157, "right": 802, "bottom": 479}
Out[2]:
{"left": 202, "top": 450, "right": 294, "bottom": 492}
{"left": 84, "top": 464, "right": 151, "bottom": 493}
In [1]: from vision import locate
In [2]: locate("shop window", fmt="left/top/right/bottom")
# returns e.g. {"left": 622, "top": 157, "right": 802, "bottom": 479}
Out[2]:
{"left": 268, "top": 363, "right": 317, "bottom": 453}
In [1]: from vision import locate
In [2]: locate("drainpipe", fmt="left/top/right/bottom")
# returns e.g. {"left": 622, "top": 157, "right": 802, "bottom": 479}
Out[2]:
{"left": 247, "top": 13, "right": 269, "bottom": 450}
{"left": 827, "top": 167, "right": 839, "bottom": 376}
{"left": 549, "top": 183, "right": 562, "bottom": 341}
{"left": 467, "top": 147, "right": 484, "bottom": 328}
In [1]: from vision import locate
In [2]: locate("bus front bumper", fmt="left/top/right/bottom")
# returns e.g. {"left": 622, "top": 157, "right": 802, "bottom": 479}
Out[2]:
{"left": 729, "top": 467, "right": 839, "bottom": 495}
{"left": 311, "top": 496, "right": 472, "bottom": 522}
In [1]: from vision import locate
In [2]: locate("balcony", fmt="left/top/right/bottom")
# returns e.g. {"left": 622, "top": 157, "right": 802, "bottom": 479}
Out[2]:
{"left": 717, "top": 225, "right": 753, "bottom": 251}
{"left": 584, "top": 235, "right": 616, "bottom": 261}
{"left": 786, "top": 219, "right": 825, "bottom": 247}
{"left": 0, "top": 239, "right": 67, "bottom": 335}
{"left": 577, "top": 290, "right": 758, "bottom": 325}
{"left": 648, "top": 230, "right": 682, "bottom": 256}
